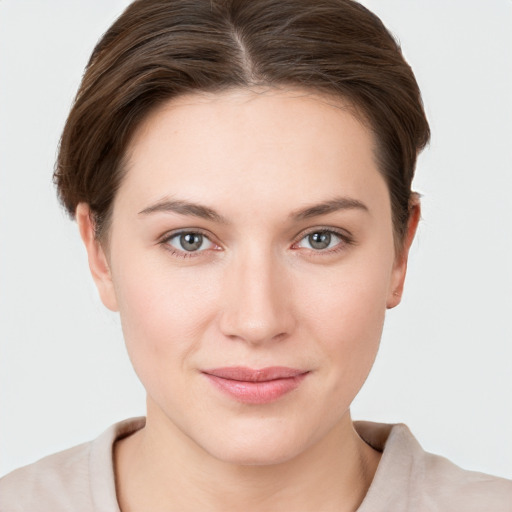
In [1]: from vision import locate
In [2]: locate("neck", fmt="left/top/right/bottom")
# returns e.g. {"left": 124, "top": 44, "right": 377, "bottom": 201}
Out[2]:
{"left": 115, "top": 403, "right": 381, "bottom": 512}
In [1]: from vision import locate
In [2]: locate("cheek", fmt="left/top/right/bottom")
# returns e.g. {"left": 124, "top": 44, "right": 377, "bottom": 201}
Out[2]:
{"left": 300, "top": 259, "right": 391, "bottom": 383}
{"left": 111, "top": 257, "right": 220, "bottom": 383}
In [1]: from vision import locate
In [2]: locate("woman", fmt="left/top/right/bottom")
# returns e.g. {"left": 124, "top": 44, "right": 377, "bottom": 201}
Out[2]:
{"left": 1, "top": 0, "right": 511, "bottom": 510}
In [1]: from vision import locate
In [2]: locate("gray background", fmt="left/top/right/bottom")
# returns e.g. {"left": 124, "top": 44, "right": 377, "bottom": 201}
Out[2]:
{"left": 1, "top": 0, "right": 511, "bottom": 478}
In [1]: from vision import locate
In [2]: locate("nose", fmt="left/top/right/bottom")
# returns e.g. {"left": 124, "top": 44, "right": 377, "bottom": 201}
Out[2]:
{"left": 219, "top": 245, "right": 295, "bottom": 346}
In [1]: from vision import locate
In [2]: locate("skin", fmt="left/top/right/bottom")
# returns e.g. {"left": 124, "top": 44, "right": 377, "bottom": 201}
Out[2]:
{"left": 77, "top": 88, "right": 419, "bottom": 512}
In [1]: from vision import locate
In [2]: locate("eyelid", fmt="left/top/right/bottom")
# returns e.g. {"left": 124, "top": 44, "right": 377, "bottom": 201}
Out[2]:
{"left": 158, "top": 228, "right": 221, "bottom": 257}
{"left": 158, "top": 227, "right": 212, "bottom": 243}
{"left": 157, "top": 225, "right": 354, "bottom": 259}
{"left": 293, "top": 226, "right": 353, "bottom": 244}
{"left": 291, "top": 226, "right": 354, "bottom": 252}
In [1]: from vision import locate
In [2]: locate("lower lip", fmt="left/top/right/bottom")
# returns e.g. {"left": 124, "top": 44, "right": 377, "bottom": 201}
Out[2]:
{"left": 204, "top": 373, "right": 308, "bottom": 404}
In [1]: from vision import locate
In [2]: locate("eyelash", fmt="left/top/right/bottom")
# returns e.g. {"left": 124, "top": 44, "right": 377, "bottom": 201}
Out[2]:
{"left": 292, "top": 227, "right": 354, "bottom": 256}
{"left": 159, "top": 229, "right": 217, "bottom": 259}
{"left": 159, "top": 227, "right": 354, "bottom": 259}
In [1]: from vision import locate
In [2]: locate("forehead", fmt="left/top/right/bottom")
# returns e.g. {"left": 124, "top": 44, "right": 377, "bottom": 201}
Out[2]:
{"left": 118, "top": 88, "right": 388, "bottom": 218}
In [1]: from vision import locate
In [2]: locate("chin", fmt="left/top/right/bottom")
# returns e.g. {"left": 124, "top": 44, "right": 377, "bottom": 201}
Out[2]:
{"left": 209, "top": 440, "right": 303, "bottom": 467}
{"left": 198, "top": 420, "right": 316, "bottom": 467}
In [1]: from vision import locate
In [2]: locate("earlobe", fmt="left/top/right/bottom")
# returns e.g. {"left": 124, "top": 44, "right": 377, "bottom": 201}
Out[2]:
{"left": 386, "top": 198, "right": 421, "bottom": 309}
{"left": 76, "top": 203, "right": 119, "bottom": 312}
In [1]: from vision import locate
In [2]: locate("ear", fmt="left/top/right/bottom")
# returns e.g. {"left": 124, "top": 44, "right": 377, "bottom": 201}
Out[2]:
{"left": 386, "top": 197, "right": 421, "bottom": 309}
{"left": 76, "top": 203, "right": 119, "bottom": 312}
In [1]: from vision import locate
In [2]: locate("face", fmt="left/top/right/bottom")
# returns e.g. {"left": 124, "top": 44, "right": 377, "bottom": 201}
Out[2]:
{"left": 80, "top": 89, "right": 413, "bottom": 465}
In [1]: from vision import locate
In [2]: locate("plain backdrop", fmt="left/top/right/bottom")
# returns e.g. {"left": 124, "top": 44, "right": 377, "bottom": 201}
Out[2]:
{"left": 1, "top": 0, "right": 511, "bottom": 479}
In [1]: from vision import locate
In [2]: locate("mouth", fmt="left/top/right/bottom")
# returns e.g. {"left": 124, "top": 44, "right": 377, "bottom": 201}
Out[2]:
{"left": 202, "top": 366, "right": 309, "bottom": 404}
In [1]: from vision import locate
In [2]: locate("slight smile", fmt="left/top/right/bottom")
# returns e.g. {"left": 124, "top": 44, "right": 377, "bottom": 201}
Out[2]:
{"left": 202, "top": 367, "right": 310, "bottom": 405}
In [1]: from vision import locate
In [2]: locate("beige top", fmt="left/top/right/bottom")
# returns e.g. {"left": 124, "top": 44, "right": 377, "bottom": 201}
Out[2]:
{"left": 1, "top": 417, "right": 511, "bottom": 511}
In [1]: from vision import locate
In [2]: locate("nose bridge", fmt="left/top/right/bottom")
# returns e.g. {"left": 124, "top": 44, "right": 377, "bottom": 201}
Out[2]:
{"left": 219, "top": 241, "right": 293, "bottom": 345}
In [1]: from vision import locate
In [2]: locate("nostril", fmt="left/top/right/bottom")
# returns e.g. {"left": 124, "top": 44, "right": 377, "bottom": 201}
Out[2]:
{"left": 220, "top": 314, "right": 292, "bottom": 345}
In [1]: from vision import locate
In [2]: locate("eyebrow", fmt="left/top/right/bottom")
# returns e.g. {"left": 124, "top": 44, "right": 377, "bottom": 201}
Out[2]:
{"left": 138, "top": 199, "right": 229, "bottom": 223}
{"left": 289, "top": 196, "right": 369, "bottom": 220}
{"left": 138, "top": 195, "right": 368, "bottom": 223}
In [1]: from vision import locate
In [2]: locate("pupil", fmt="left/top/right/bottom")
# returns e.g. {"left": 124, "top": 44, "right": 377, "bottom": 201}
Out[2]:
{"left": 309, "top": 231, "right": 331, "bottom": 250}
{"left": 180, "top": 233, "right": 202, "bottom": 251}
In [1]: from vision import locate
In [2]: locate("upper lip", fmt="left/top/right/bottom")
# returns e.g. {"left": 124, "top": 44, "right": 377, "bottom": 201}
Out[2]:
{"left": 202, "top": 366, "right": 307, "bottom": 382}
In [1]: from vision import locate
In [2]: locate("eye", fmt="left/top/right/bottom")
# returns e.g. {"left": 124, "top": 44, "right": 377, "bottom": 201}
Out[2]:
{"left": 295, "top": 230, "right": 347, "bottom": 251}
{"left": 164, "top": 231, "right": 216, "bottom": 254}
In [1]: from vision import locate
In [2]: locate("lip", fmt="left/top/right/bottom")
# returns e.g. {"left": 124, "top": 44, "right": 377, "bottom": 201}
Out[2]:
{"left": 202, "top": 366, "right": 309, "bottom": 404}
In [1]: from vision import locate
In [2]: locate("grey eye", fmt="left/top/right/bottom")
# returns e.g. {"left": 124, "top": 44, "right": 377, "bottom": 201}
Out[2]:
{"left": 308, "top": 232, "right": 331, "bottom": 250}
{"left": 179, "top": 233, "right": 203, "bottom": 251}
{"left": 167, "top": 232, "right": 213, "bottom": 252}
{"left": 297, "top": 230, "right": 342, "bottom": 251}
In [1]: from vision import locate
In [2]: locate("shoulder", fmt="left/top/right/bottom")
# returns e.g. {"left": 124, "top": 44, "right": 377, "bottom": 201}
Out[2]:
{"left": 0, "top": 441, "right": 93, "bottom": 512}
{"left": 355, "top": 421, "right": 512, "bottom": 512}
{"left": 0, "top": 417, "right": 145, "bottom": 512}
{"left": 419, "top": 447, "right": 512, "bottom": 511}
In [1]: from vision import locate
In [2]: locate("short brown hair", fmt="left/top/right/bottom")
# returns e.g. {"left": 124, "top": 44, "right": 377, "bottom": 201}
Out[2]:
{"left": 55, "top": 0, "right": 430, "bottom": 243}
